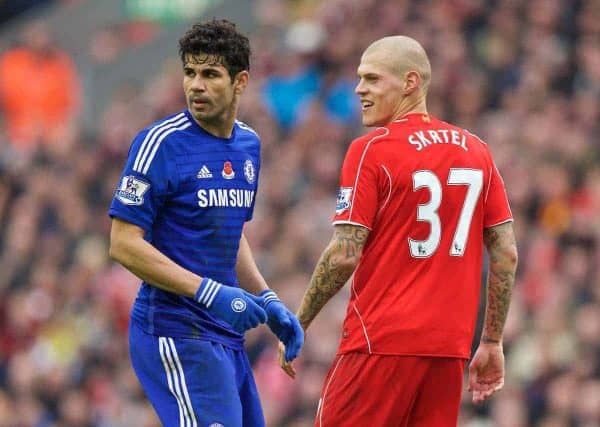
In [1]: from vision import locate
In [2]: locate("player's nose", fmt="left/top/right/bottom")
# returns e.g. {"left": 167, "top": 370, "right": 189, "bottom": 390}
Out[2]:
{"left": 190, "top": 76, "right": 207, "bottom": 91}
{"left": 355, "top": 80, "right": 367, "bottom": 95}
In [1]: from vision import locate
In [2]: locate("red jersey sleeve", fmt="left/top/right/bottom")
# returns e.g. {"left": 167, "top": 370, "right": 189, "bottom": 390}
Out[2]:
{"left": 332, "top": 135, "right": 382, "bottom": 229}
{"left": 484, "top": 158, "right": 513, "bottom": 228}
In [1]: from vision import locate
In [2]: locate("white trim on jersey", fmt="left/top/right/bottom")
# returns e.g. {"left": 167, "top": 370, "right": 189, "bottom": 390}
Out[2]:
{"left": 141, "top": 122, "right": 192, "bottom": 175}
{"left": 235, "top": 120, "right": 258, "bottom": 136}
{"left": 484, "top": 166, "right": 493, "bottom": 203}
{"left": 318, "top": 354, "right": 344, "bottom": 427}
{"left": 352, "top": 303, "right": 372, "bottom": 354}
{"left": 485, "top": 218, "right": 514, "bottom": 228}
{"left": 134, "top": 113, "right": 185, "bottom": 172}
{"left": 348, "top": 128, "right": 390, "bottom": 220}
{"left": 331, "top": 220, "right": 372, "bottom": 230}
{"left": 377, "top": 164, "right": 393, "bottom": 214}
{"left": 159, "top": 337, "right": 198, "bottom": 427}
{"left": 464, "top": 128, "right": 487, "bottom": 145}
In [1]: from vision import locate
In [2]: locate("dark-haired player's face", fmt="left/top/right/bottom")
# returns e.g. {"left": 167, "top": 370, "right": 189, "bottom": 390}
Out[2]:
{"left": 183, "top": 53, "right": 241, "bottom": 129}
{"left": 355, "top": 54, "right": 404, "bottom": 127}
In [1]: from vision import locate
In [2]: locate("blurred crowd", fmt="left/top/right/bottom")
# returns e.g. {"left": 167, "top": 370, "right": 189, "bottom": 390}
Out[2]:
{"left": 0, "top": 0, "right": 599, "bottom": 426}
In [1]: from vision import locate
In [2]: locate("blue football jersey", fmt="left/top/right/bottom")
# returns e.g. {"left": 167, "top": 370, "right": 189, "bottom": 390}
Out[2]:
{"left": 109, "top": 109, "right": 261, "bottom": 349}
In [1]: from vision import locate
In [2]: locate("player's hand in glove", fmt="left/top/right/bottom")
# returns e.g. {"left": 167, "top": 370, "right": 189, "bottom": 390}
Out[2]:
{"left": 195, "top": 278, "right": 267, "bottom": 334}
{"left": 260, "top": 289, "right": 304, "bottom": 362}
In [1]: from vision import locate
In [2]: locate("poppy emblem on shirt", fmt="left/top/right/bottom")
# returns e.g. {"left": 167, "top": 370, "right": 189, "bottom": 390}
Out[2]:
{"left": 335, "top": 187, "right": 353, "bottom": 214}
{"left": 244, "top": 159, "right": 255, "bottom": 184}
{"left": 222, "top": 161, "right": 235, "bottom": 179}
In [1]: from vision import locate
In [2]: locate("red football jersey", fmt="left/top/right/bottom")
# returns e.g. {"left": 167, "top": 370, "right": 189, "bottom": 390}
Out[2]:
{"left": 333, "top": 113, "right": 513, "bottom": 359}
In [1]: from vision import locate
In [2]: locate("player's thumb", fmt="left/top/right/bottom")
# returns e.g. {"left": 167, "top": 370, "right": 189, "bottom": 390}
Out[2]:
{"left": 243, "top": 292, "right": 267, "bottom": 322}
{"left": 243, "top": 291, "right": 265, "bottom": 307}
{"left": 467, "top": 362, "right": 479, "bottom": 391}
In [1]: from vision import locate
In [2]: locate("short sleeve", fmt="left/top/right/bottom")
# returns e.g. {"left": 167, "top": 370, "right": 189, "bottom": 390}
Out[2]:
{"left": 332, "top": 139, "right": 380, "bottom": 229}
{"left": 108, "top": 130, "right": 176, "bottom": 231}
{"left": 246, "top": 155, "right": 260, "bottom": 222}
{"left": 484, "top": 159, "right": 513, "bottom": 228}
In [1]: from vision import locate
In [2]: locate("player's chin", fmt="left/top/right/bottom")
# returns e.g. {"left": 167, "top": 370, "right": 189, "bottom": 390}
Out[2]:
{"left": 361, "top": 114, "right": 382, "bottom": 128}
{"left": 190, "top": 108, "right": 209, "bottom": 121}
{"left": 361, "top": 115, "right": 373, "bottom": 127}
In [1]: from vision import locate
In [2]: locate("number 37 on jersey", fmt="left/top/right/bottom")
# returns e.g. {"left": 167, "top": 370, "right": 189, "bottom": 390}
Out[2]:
{"left": 410, "top": 168, "right": 482, "bottom": 258}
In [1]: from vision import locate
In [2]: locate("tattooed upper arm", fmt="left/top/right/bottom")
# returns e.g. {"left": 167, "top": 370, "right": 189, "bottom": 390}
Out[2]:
{"left": 331, "top": 224, "right": 370, "bottom": 261}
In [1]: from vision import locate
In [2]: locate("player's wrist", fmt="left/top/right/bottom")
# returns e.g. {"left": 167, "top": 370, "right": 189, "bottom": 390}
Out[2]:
{"left": 195, "top": 277, "right": 223, "bottom": 308}
{"left": 480, "top": 334, "right": 503, "bottom": 345}
{"left": 259, "top": 289, "right": 281, "bottom": 309}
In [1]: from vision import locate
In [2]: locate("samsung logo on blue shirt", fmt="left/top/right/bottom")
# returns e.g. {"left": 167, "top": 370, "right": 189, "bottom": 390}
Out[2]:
{"left": 197, "top": 189, "right": 255, "bottom": 208}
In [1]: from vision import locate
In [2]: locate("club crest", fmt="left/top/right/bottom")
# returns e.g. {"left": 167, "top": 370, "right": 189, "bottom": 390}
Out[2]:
{"left": 244, "top": 159, "right": 255, "bottom": 184}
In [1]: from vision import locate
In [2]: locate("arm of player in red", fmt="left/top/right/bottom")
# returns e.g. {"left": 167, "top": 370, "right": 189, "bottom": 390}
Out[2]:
{"left": 279, "top": 224, "right": 370, "bottom": 378}
{"left": 468, "top": 221, "right": 517, "bottom": 403}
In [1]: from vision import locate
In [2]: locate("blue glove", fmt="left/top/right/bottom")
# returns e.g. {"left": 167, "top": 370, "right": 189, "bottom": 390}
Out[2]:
{"left": 260, "top": 289, "right": 304, "bottom": 362}
{"left": 195, "top": 278, "right": 267, "bottom": 334}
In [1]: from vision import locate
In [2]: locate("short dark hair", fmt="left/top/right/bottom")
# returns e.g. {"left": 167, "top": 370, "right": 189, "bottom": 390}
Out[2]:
{"left": 178, "top": 19, "right": 250, "bottom": 79}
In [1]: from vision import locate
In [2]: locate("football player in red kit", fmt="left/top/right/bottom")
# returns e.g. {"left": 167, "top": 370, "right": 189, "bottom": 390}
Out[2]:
{"left": 279, "top": 35, "right": 518, "bottom": 426}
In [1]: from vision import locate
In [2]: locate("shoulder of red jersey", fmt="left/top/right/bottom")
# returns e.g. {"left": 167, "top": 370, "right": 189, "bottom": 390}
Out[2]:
{"left": 347, "top": 127, "right": 391, "bottom": 154}
{"left": 462, "top": 128, "right": 488, "bottom": 146}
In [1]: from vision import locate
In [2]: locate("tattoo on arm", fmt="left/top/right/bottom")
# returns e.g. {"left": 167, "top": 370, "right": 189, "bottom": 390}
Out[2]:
{"left": 297, "top": 225, "right": 369, "bottom": 330}
{"left": 482, "top": 222, "right": 518, "bottom": 344}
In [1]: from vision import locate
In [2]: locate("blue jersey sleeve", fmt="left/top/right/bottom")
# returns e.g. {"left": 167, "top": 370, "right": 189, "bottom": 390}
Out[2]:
{"left": 108, "top": 129, "right": 177, "bottom": 231}
{"left": 245, "top": 155, "right": 260, "bottom": 222}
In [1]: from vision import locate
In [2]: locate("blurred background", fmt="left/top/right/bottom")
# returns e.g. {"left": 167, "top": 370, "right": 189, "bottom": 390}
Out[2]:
{"left": 0, "top": 0, "right": 599, "bottom": 426}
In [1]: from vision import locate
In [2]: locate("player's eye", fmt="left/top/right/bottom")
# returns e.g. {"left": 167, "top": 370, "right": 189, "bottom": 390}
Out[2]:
{"left": 184, "top": 68, "right": 195, "bottom": 77}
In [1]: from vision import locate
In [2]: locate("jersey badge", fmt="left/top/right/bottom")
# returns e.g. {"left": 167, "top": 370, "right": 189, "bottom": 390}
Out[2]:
{"left": 197, "top": 165, "right": 213, "bottom": 179}
{"left": 222, "top": 161, "right": 235, "bottom": 179}
{"left": 335, "top": 187, "right": 353, "bottom": 214}
{"left": 244, "top": 159, "right": 255, "bottom": 184}
{"left": 115, "top": 175, "right": 150, "bottom": 206}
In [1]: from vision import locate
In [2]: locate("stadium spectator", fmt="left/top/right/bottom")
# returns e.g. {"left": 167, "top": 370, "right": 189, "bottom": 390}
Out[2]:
{"left": 0, "top": 19, "right": 81, "bottom": 152}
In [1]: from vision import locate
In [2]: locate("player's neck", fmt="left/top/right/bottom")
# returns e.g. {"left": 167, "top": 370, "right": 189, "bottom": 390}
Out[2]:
{"left": 196, "top": 117, "right": 235, "bottom": 139}
{"left": 194, "top": 101, "right": 239, "bottom": 139}
{"left": 391, "top": 96, "right": 428, "bottom": 121}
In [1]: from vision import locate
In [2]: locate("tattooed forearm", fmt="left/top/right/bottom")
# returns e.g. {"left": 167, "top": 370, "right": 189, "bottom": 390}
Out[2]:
{"left": 481, "top": 222, "right": 518, "bottom": 344}
{"left": 296, "top": 225, "right": 369, "bottom": 330}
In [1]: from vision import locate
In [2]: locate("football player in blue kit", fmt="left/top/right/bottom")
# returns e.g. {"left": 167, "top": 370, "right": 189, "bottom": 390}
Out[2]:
{"left": 108, "top": 19, "right": 304, "bottom": 427}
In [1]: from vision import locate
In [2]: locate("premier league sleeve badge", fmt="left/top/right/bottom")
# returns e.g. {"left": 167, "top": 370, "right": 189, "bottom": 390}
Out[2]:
{"left": 115, "top": 175, "right": 151, "bottom": 206}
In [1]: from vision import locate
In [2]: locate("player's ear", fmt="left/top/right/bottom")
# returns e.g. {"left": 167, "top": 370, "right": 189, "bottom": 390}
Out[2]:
{"left": 233, "top": 70, "right": 249, "bottom": 95}
{"left": 403, "top": 70, "right": 420, "bottom": 95}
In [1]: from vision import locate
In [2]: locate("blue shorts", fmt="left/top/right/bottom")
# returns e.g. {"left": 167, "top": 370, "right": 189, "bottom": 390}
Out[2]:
{"left": 129, "top": 322, "right": 264, "bottom": 427}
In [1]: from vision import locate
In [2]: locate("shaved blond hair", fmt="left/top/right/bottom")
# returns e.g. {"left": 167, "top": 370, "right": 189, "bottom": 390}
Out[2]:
{"left": 363, "top": 36, "right": 431, "bottom": 94}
